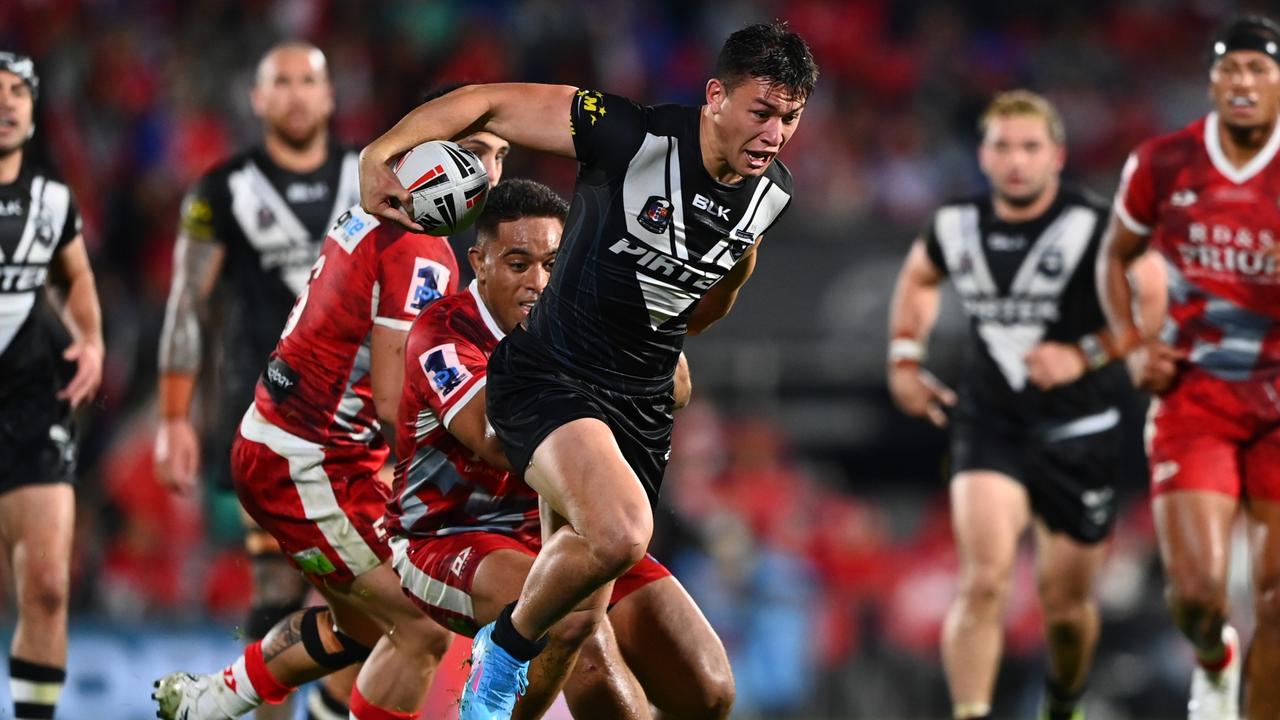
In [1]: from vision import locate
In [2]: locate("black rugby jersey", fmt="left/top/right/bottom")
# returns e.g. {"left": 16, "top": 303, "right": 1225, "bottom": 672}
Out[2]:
{"left": 923, "top": 186, "right": 1129, "bottom": 424}
{"left": 179, "top": 142, "right": 359, "bottom": 442}
{"left": 524, "top": 90, "right": 794, "bottom": 393}
{"left": 0, "top": 160, "right": 81, "bottom": 397}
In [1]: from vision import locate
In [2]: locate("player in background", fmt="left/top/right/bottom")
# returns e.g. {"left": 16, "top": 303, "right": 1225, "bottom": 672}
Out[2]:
{"left": 887, "top": 90, "right": 1163, "bottom": 720}
{"left": 152, "top": 41, "right": 361, "bottom": 720}
{"left": 1099, "top": 15, "right": 1280, "bottom": 720}
{"left": 359, "top": 22, "right": 816, "bottom": 718}
{"left": 388, "top": 178, "right": 730, "bottom": 719}
{"left": 0, "top": 50, "right": 102, "bottom": 720}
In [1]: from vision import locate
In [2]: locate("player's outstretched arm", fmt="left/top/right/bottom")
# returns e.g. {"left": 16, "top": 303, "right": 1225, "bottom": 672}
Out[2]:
{"left": 886, "top": 239, "right": 955, "bottom": 427}
{"left": 155, "top": 231, "right": 225, "bottom": 494}
{"left": 48, "top": 235, "right": 103, "bottom": 409}
{"left": 360, "top": 83, "right": 578, "bottom": 229}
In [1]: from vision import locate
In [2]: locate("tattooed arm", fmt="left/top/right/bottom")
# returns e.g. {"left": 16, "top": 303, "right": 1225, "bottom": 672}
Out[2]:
{"left": 155, "top": 223, "right": 226, "bottom": 494}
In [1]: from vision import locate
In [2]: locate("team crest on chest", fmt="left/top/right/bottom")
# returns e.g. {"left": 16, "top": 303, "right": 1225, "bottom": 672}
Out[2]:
{"left": 637, "top": 196, "right": 673, "bottom": 234}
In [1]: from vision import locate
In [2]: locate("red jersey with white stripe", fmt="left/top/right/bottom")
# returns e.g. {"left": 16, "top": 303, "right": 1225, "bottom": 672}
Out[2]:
{"left": 387, "top": 281, "right": 539, "bottom": 541}
{"left": 252, "top": 206, "right": 458, "bottom": 449}
{"left": 1117, "top": 112, "right": 1280, "bottom": 380}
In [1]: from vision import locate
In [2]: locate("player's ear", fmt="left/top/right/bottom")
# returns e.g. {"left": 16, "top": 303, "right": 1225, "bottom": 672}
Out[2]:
{"left": 468, "top": 246, "right": 485, "bottom": 279}
{"left": 249, "top": 84, "right": 266, "bottom": 119}
{"left": 706, "top": 78, "right": 725, "bottom": 113}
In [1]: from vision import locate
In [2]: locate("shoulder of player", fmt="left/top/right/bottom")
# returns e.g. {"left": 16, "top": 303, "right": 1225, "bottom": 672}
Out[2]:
{"left": 22, "top": 161, "right": 74, "bottom": 198}
{"left": 184, "top": 148, "right": 257, "bottom": 201}
{"left": 1132, "top": 118, "right": 1205, "bottom": 166}
{"left": 407, "top": 293, "right": 484, "bottom": 353}
{"left": 764, "top": 157, "right": 795, "bottom": 193}
{"left": 1056, "top": 184, "right": 1109, "bottom": 216}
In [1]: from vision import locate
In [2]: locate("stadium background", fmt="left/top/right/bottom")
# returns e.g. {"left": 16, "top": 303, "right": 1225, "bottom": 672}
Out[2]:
{"left": 0, "top": 0, "right": 1272, "bottom": 718}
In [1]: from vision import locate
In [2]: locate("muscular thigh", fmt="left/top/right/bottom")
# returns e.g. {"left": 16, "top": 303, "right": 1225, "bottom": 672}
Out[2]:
{"left": 1242, "top": 422, "right": 1280, "bottom": 502}
{"left": 0, "top": 484, "right": 74, "bottom": 570}
{"left": 949, "top": 471, "right": 1031, "bottom": 574}
{"left": 609, "top": 576, "right": 729, "bottom": 711}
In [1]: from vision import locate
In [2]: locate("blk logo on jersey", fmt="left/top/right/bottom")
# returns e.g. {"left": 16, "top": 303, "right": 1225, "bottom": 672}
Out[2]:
{"left": 693, "top": 193, "right": 731, "bottom": 220}
{"left": 637, "top": 196, "right": 673, "bottom": 234}
{"left": 1036, "top": 247, "right": 1064, "bottom": 278}
{"left": 405, "top": 257, "right": 453, "bottom": 313}
{"left": 421, "top": 343, "right": 471, "bottom": 402}
{"left": 0, "top": 199, "right": 21, "bottom": 216}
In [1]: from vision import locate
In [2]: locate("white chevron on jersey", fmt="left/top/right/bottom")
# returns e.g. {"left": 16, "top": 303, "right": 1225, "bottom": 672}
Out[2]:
{"left": 934, "top": 203, "right": 1098, "bottom": 390}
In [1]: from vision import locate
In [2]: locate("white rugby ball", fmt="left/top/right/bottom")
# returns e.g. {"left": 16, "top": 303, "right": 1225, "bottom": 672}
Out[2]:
{"left": 392, "top": 140, "right": 489, "bottom": 236}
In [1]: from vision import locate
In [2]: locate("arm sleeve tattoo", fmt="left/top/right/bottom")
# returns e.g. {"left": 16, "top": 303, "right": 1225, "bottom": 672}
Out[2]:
{"left": 158, "top": 233, "right": 224, "bottom": 373}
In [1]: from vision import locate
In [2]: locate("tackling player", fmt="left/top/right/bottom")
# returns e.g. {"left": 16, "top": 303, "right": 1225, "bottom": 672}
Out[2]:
{"left": 1100, "top": 15, "right": 1280, "bottom": 720}
{"left": 359, "top": 21, "right": 816, "bottom": 718}
{"left": 888, "top": 90, "right": 1159, "bottom": 720}
{"left": 0, "top": 50, "right": 103, "bottom": 720}
{"left": 152, "top": 179, "right": 465, "bottom": 718}
{"left": 388, "top": 178, "right": 730, "bottom": 718}
{"left": 153, "top": 42, "right": 361, "bottom": 720}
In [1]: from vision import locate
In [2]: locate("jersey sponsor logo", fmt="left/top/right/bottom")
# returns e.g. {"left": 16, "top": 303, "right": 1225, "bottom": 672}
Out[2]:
{"left": 292, "top": 547, "right": 337, "bottom": 576}
{"left": 1170, "top": 189, "right": 1197, "bottom": 207}
{"left": 263, "top": 357, "right": 301, "bottom": 405}
{"left": 962, "top": 295, "right": 1061, "bottom": 324}
{"left": 0, "top": 264, "right": 47, "bottom": 292}
{"left": 1152, "top": 460, "right": 1179, "bottom": 484}
{"left": 405, "top": 257, "right": 452, "bottom": 313}
{"left": 285, "top": 181, "right": 329, "bottom": 204}
{"left": 0, "top": 199, "right": 21, "bottom": 216}
{"left": 1178, "top": 222, "right": 1280, "bottom": 280}
{"left": 608, "top": 237, "right": 719, "bottom": 291}
{"left": 331, "top": 209, "right": 379, "bottom": 254}
{"left": 180, "top": 195, "right": 215, "bottom": 240}
{"left": 637, "top": 196, "right": 673, "bottom": 233}
{"left": 574, "top": 89, "right": 607, "bottom": 129}
{"left": 693, "top": 193, "right": 731, "bottom": 221}
{"left": 420, "top": 343, "right": 471, "bottom": 402}
{"left": 987, "top": 233, "right": 1026, "bottom": 251}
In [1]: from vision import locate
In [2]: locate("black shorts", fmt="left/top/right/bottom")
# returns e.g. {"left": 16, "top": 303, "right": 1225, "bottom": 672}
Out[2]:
{"left": 0, "top": 389, "right": 76, "bottom": 496}
{"left": 486, "top": 326, "right": 675, "bottom": 504}
{"left": 951, "top": 407, "right": 1122, "bottom": 545}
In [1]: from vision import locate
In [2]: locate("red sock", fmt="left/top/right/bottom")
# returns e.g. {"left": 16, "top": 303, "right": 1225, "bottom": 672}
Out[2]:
{"left": 244, "top": 641, "right": 293, "bottom": 704}
{"left": 349, "top": 682, "right": 420, "bottom": 720}
{"left": 1198, "top": 637, "right": 1234, "bottom": 673}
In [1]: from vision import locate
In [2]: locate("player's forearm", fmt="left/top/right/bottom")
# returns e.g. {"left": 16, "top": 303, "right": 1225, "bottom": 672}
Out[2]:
{"left": 1096, "top": 223, "right": 1146, "bottom": 354}
{"left": 1130, "top": 250, "right": 1168, "bottom": 341}
{"left": 158, "top": 235, "right": 222, "bottom": 376}
{"left": 60, "top": 269, "right": 102, "bottom": 348}
{"left": 363, "top": 84, "right": 577, "bottom": 165}
{"left": 159, "top": 372, "right": 197, "bottom": 420}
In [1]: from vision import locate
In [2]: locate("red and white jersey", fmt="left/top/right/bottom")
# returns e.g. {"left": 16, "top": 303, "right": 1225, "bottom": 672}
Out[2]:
{"left": 1117, "top": 112, "right": 1280, "bottom": 380}
{"left": 252, "top": 207, "right": 458, "bottom": 448}
{"left": 387, "top": 281, "right": 539, "bottom": 541}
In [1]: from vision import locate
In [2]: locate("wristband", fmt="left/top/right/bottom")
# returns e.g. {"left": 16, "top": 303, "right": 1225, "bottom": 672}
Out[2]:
{"left": 1077, "top": 333, "right": 1111, "bottom": 370}
{"left": 888, "top": 337, "right": 925, "bottom": 367}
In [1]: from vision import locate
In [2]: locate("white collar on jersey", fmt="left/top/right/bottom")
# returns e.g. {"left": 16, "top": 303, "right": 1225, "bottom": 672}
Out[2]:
{"left": 467, "top": 279, "right": 506, "bottom": 341}
{"left": 1204, "top": 111, "right": 1280, "bottom": 184}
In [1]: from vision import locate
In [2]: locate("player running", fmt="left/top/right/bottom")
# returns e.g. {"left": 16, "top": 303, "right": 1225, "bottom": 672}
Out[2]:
{"left": 1100, "top": 15, "right": 1280, "bottom": 720}
{"left": 359, "top": 21, "right": 816, "bottom": 719}
{"left": 0, "top": 50, "right": 103, "bottom": 720}
{"left": 888, "top": 90, "right": 1161, "bottom": 720}
{"left": 389, "top": 178, "right": 730, "bottom": 719}
{"left": 153, "top": 42, "right": 361, "bottom": 720}
{"left": 151, "top": 158, "right": 470, "bottom": 718}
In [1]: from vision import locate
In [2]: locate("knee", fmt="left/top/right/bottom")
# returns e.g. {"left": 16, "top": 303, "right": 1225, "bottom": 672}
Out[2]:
{"left": 398, "top": 614, "right": 452, "bottom": 660}
{"left": 20, "top": 567, "right": 69, "bottom": 619}
{"left": 690, "top": 664, "right": 735, "bottom": 720}
{"left": 1039, "top": 578, "right": 1092, "bottom": 631}
{"left": 586, "top": 509, "right": 653, "bottom": 578}
{"left": 957, "top": 563, "right": 1012, "bottom": 615}
{"left": 1166, "top": 571, "right": 1227, "bottom": 621}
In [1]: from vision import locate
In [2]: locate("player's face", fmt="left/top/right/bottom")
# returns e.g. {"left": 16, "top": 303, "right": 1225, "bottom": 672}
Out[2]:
{"left": 978, "top": 115, "right": 1064, "bottom": 207}
{"left": 707, "top": 76, "right": 805, "bottom": 179}
{"left": 1210, "top": 50, "right": 1280, "bottom": 130}
{"left": 470, "top": 216, "right": 561, "bottom": 334}
{"left": 458, "top": 132, "right": 510, "bottom": 188}
{"left": 251, "top": 47, "right": 333, "bottom": 148}
{"left": 0, "top": 71, "right": 34, "bottom": 155}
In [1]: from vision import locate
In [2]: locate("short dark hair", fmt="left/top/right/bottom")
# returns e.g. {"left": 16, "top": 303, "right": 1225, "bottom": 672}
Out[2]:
{"left": 715, "top": 21, "right": 818, "bottom": 101}
{"left": 1210, "top": 15, "right": 1280, "bottom": 67}
{"left": 475, "top": 179, "right": 569, "bottom": 246}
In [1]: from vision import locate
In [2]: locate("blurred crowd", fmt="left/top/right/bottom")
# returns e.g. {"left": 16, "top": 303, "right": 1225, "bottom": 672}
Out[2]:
{"left": 0, "top": 0, "right": 1273, "bottom": 717}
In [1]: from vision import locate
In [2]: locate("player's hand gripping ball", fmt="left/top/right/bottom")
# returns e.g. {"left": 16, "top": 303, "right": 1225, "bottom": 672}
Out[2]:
{"left": 392, "top": 140, "right": 489, "bottom": 236}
